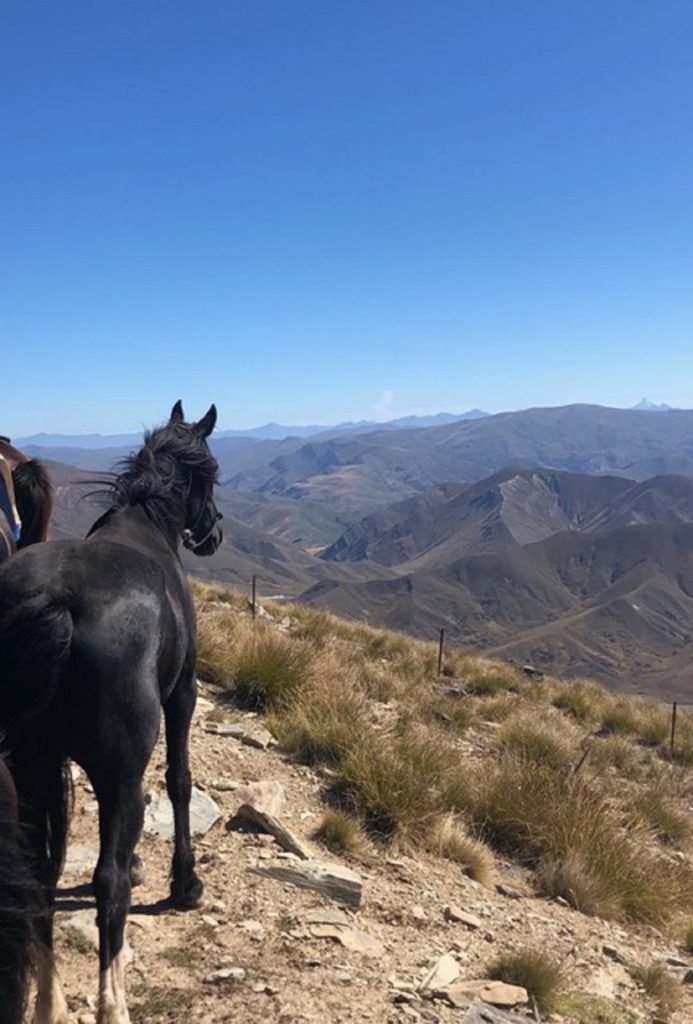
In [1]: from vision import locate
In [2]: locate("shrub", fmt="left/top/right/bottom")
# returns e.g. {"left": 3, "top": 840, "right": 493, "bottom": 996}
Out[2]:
{"left": 316, "top": 810, "right": 366, "bottom": 856}
{"left": 486, "top": 948, "right": 563, "bottom": 1013}
{"left": 631, "top": 964, "right": 681, "bottom": 1020}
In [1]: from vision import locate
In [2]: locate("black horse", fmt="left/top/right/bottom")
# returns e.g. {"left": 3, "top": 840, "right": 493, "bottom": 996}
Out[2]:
{"left": 0, "top": 402, "right": 222, "bottom": 1024}
{"left": 0, "top": 755, "right": 41, "bottom": 1024}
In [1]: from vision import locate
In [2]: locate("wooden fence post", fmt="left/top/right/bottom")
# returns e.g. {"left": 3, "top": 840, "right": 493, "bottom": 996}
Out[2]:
{"left": 437, "top": 628, "right": 445, "bottom": 676}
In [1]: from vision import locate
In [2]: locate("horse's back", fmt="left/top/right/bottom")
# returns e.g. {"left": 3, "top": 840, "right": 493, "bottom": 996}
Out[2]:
{"left": 0, "top": 535, "right": 189, "bottom": 732}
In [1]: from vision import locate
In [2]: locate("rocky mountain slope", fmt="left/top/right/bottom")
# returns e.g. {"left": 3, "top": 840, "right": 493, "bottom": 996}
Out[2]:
{"left": 225, "top": 405, "right": 693, "bottom": 515}
{"left": 51, "top": 589, "right": 693, "bottom": 1024}
{"left": 44, "top": 460, "right": 693, "bottom": 698}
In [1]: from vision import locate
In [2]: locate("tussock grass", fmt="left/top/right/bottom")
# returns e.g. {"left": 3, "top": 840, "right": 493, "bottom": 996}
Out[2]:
{"left": 316, "top": 810, "right": 367, "bottom": 856}
{"left": 425, "top": 813, "right": 496, "bottom": 886}
{"left": 552, "top": 680, "right": 607, "bottom": 723}
{"left": 231, "top": 627, "right": 316, "bottom": 708}
{"left": 588, "top": 734, "right": 640, "bottom": 773}
{"left": 269, "top": 670, "right": 371, "bottom": 766}
{"left": 630, "top": 787, "right": 692, "bottom": 848}
{"left": 556, "top": 992, "right": 639, "bottom": 1024}
{"left": 336, "top": 725, "right": 451, "bottom": 841}
{"left": 497, "top": 712, "right": 580, "bottom": 768}
{"left": 449, "top": 755, "right": 691, "bottom": 924}
{"left": 631, "top": 964, "right": 681, "bottom": 1020}
{"left": 193, "top": 582, "right": 693, "bottom": 929}
{"left": 462, "top": 662, "right": 520, "bottom": 696}
{"left": 486, "top": 948, "right": 564, "bottom": 1013}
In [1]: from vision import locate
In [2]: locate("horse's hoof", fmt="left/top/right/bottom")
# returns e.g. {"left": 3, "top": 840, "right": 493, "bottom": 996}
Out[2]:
{"left": 170, "top": 874, "right": 203, "bottom": 910}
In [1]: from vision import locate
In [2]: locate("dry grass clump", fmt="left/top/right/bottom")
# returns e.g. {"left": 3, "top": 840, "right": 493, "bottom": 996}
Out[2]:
{"left": 476, "top": 693, "right": 521, "bottom": 722}
{"left": 451, "top": 755, "right": 691, "bottom": 924}
{"left": 553, "top": 680, "right": 607, "bottom": 723}
{"left": 600, "top": 695, "right": 670, "bottom": 748}
{"left": 497, "top": 712, "right": 581, "bottom": 768}
{"left": 629, "top": 787, "right": 692, "bottom": 848}
{"left": 556, "top": 992, "right": 639, "bottom": 1023}
{"left": 269, "top": 670, "right": 371, "bottom": 766}
{"left": 316, "top": 810, "right": 367, "bottom": 856}
{"left": 631, "top": 964, "right": 681, "bottom": 1020}
{"left": 486, "top": 948, "right": 564, "bottom": 1013}
{"left": 685, "top": 922, "right": 693, "bottom": 954}
{"left": 196, "top": 608, "right": 244, "bottom": 683}
{"left": 231, "top": 626, "right": 317, "bottom": 709}
{"left": 587, "top": 734, "right": 640, "bottom": 774}
{"left": 336, "top": 725, "right": 451, "bottom": 842}
{"left": 462, "top": 660, "right": 520, "bottom": 696}
{"left": 425, "top": 813, "right": 496, "bottom": 886}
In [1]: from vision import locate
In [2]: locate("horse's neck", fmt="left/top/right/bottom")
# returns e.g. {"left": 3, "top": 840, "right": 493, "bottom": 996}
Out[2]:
{"left": 90, "top": 504, "right": 181, "bottom": 560}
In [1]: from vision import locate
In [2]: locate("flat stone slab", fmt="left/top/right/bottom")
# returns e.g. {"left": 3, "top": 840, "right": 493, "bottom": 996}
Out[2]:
{"left": 444, "top": 905, "right": 482, "bottom": 929}
{"left": 232, "top": 780, "right": 314, "bottom": 860}
{"left": 143, "top": 787, "right": 221, "bottom": 840}
{"left": 204, "top": 722, "right": 245, "bottom": 737}
{"left": 251, "top": 859, "right": 363, "bottom": 907}
{"left": 307, "top": 923, "right": 384, "bottom": 957}
{"left": 439, "top": 980, "right": 528, "bottom": 1009}
{"left": 420, "top": 953, "right": 461, "bottom": 993}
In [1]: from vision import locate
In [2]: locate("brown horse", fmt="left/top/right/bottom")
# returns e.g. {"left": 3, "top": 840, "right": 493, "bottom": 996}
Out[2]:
{"left": 0, "top": 439, "right": 53, "bottom": 561}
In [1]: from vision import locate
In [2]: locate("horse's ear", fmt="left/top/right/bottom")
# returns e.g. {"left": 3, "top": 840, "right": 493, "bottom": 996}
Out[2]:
{"left": 194, "top": 404, "right": 217, "bottom": 438}
{"left": 170, "top": 400, "right": 185, "bottom": 424}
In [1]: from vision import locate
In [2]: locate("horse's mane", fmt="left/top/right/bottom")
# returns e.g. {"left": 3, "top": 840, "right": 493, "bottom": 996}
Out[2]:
{"left": 13, "top": 459, "right": 53, "bottom": 549}
{"left": 106, "top": 423, "right": 219, "bottom": 540}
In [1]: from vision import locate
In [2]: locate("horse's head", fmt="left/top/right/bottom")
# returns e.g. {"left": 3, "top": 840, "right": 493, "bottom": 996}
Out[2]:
{"left": 168, "top": 400, "right": 223, "bottom": 557}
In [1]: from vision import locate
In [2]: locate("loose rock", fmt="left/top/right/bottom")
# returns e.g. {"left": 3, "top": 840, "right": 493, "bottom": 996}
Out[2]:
{"left": 250, "top": 859, "right": 363, "bottom": 907}
{"left": 143, "top": 786, "right": 221, "bottom": 840}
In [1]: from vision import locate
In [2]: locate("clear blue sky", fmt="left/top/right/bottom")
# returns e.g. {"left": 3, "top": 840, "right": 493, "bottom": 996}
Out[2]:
{"left": 2, "top": 1, "right": 693, "bottom": 434}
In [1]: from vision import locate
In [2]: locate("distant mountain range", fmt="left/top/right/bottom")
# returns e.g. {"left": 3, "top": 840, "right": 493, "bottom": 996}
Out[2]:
{"left": 14, "top": 408, "right": 489, "bottom": 450}
{"left": 28, "top": 402, "right": 693, "bottom": 700}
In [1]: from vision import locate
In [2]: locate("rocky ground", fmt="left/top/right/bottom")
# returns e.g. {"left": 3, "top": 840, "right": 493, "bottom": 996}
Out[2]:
{"left": 47, "top": 674, "right": 692, "bottom": 1024}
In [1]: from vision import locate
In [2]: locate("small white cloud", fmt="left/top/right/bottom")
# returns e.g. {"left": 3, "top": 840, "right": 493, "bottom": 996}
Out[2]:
{"left": 374, "top": 389, "right": 394, "bottom": 421}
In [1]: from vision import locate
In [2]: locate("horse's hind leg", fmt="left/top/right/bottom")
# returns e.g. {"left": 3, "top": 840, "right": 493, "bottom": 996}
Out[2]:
{"left": 11, "top": 742, "right": 69, "bottom": 1024}
{"left": 92, "top": 781, "right": 144, "bottom": 1024}
{"left": 164, "top": 664, "right": 202, "bottom": 908}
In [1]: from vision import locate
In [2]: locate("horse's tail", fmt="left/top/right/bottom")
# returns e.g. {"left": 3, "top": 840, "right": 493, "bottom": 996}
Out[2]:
{"left": 0, "top": 592, "right": 73, "bottom": 881}
{"left": 0, "top": 759, "right": 42, "bottom": 1024}
{"left": 13, "top": 458, "right": 53, "bottom": 549}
